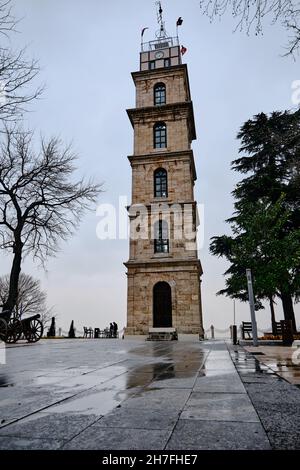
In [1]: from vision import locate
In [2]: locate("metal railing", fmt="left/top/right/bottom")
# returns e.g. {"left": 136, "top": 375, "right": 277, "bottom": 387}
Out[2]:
{"left": 204, "top": 324, "right": 275, "bottom": 340}
{"left": 141, "top": 36, "right": 179, "bottom": 52}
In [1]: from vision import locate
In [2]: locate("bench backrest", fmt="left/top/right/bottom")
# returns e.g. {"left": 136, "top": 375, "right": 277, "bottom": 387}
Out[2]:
{"left": 242, "top": 322, "right": 252, "bottom": 331}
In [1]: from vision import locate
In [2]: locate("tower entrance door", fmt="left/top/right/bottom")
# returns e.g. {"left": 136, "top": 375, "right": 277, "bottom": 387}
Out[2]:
{"left": 153, "top": 282, "right": 172, "bottom": 327}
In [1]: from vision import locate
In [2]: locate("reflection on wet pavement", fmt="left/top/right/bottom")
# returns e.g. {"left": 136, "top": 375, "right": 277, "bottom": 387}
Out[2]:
{"left": 0, "top": 338, "right": 275, "bottom": 450}
{"left": 0, "top": 339, "right": 208, "bottom": 423}
{"left": 243, "top": 345, "right": 300, "bottom": 385}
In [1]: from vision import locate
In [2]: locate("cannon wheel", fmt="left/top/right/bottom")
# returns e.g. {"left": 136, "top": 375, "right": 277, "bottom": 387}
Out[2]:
{"left": 25, "top": 318, "right": 44, "bottom": 343}
{"left": 0, "top": 318, "right": 7, "bottom": 342}
{"left": 6, "top": 318, "right": 23, "bottom": 344}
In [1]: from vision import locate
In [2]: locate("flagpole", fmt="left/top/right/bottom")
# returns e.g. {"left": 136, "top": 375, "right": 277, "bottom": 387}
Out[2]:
{"left": 141, "top": 27, "right": 149, "bottom": 52}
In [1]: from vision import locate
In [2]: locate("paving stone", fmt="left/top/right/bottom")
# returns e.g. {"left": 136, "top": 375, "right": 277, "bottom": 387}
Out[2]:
{"left": 0, "top": 413, "right": 99, "bottom": 440}
{"left": 166, "top": 420, "right": 271, "bottom": 450}
{"left": 96, "top": 408, "right": 180, "bottom": 430}
{"left": 203, "top": 359, "right": 236, "bottom": 371}
{"left": 121, "top": 388, "right": 190, "bottom": 411}
{"left": 63, "top": 427, "right": 171, "bottom": 450}
{"left": 194, "top": 373, "right": 246, "bottom": 394}
{"left": 181, "top": 392, "right": 259, "bottom": 422}
{"left": 40, "top": 387, "right": 130, "bottom": 416}
{"left": 0, "top": 390, "right": 73, "bottom": 423}
{"left": 148, "top": 372, "right": 197, "bottom": 389}
{"left": 0, "top": 436, "right": 64, "bottom": 450}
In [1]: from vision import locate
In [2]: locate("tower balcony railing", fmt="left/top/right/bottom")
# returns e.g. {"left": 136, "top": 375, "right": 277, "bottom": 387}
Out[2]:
{"left": 141, "top": 36, "right": 179, "bottom": 52}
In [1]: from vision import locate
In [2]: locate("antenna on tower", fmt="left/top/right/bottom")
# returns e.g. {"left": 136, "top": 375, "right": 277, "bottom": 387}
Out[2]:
{"left": 155, "top": 1, "right": 168, "bottom": 39}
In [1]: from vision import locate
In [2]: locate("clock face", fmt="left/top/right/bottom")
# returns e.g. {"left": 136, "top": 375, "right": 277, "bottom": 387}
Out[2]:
{"left": 155, "top": 51, "right": 164, "bottom": 59}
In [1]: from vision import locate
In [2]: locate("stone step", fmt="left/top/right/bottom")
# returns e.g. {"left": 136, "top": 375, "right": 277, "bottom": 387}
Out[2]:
{"left": 147, "top": 328, "right": 178, "bottom": 341}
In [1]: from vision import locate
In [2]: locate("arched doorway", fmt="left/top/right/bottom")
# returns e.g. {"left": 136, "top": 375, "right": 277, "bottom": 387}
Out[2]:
{"left": 153, "top": 282, "right": 172, "bottom": 328}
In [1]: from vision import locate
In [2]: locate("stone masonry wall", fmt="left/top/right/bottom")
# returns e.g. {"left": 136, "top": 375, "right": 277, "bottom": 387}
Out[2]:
{"left": 134, "top": 69, "right": 189, "bottom": 108}
{"left": 131, "top": 156, "right": 195, "bottom": 204}
{"left": 133, "top": 116, "right": 191, "bottom": 155}
{"left": 126, "top": 265, "right": 203, "bottom": 335}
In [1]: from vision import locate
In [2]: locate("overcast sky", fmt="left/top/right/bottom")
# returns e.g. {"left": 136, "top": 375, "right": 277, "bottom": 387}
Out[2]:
{"left": 0, "top": 0, "right": 299, "bottom": 334}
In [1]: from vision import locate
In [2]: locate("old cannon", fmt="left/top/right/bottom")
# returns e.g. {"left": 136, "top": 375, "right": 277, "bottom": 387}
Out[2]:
{"left": 0, "top": 309, "right": 44, "bottom": 344}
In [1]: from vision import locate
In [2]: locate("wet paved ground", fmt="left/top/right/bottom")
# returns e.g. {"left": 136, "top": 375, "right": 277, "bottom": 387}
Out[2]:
{"left": 230, "top": 344, "right": 300, "bottom": 450}
{"left": 0, "top": 338, "right": 299, "bottom": 450}
{"left": 244, "top": 345, "right": 300, "bottom": 385}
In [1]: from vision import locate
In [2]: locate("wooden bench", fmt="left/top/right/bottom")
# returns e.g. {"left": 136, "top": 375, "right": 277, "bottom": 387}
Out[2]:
{"left": 241, "top": 322, "right": 253, "bottom": 339}
{"left": 242, "top": 320, "right": 294, "bottom": 345}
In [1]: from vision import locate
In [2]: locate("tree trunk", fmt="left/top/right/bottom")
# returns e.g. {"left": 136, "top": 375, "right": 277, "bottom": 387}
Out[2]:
{"left": 2, "top": 238, "right": 23, "bottom": 315}
{"left": 269, "top": 296, "right": 277, "bottom": 335}
{"left": 280, "top": 292, "right": 297, "bottom": 333}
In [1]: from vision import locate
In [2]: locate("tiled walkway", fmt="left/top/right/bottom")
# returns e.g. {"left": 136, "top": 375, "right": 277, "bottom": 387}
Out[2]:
{"left": 230, "top": 344, "right": 300, "bottom": 450}
{"left": 0, "top": 338, "right": 298, "bottom": 449}
{"left": 244, "top": 345, "right": 300, "bottom": 385}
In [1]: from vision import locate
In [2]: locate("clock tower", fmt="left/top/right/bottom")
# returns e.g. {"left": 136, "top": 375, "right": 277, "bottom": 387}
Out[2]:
{"left": 124, "top": 4, "right": 204, "bottom": 337}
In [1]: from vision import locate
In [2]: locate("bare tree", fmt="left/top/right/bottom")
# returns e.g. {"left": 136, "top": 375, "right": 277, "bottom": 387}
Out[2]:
{"left": 0, "top": 0, "right": 42, "bottom": 124}
{"left": 0, "top": 272, "right": 54, "bottom": 326}
{"left": 0, "top": 127, "right": 102, "bottom": 314}
{"left": 200, "top": 0, "right": 300, "bottom": 56}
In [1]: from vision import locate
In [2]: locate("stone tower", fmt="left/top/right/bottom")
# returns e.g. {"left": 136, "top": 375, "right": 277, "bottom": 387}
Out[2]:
{"left": 124, "top": 6, "right": 204, "bottom": 336}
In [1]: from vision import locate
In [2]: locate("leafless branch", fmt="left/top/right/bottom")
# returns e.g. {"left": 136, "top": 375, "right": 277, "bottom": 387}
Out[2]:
{"left": 200, "top": 0, "right": 300, "bottom": 57}
{"left": 0, "top": 1, "right": 43, "bottom": 125}
{"left": 0, "top": 127, "right": 103, "bottom": 311}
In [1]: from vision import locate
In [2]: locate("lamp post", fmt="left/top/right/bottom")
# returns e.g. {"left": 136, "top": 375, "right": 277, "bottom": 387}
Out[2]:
{"left": 246, "top": 269, "right": 258, "bottom": 347}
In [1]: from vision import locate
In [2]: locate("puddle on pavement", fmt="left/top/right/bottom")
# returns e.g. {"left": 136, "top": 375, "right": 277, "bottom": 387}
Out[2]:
{"left": 125, "top": 362, "right": 199, "bottom": 385}
{"left": 155, "top": 369, "right": 196, "bottom": 380}
{"left": 45, "top": 387, "right": 135, "bottom": 416}
{"left": 47, "top": 390, "right": 124, "bottom": 416}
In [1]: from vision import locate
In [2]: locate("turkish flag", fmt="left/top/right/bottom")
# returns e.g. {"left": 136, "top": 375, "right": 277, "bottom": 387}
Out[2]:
{"left": 181, "top": 46, "right": 187, "bottom": 55}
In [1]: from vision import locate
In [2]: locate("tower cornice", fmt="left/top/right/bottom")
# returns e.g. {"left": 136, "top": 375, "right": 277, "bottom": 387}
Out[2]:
{"left": 132, "top": 64, "right": 191, "bottom": 101}
{"left": 127, "top": 101, "right": 196, "bottom": 141}
{"left": 127, "top": 149, "right": 197, "bottom": 181}
{"left": 124, "top": 258, "right": 203, "bottom": 276}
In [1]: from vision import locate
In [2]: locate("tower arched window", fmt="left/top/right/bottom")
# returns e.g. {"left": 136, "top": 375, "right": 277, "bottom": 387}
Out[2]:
{"left": 154, "top": 220, "right": 169, "bottom": 254}
{"left": 154, "top": 168, "right": 168, "bottom": 198}
{"left": 154, "top": 83, "right": 166, "bottom": 106}
{"left": 154, "top": 122, "right": 167, "bottom": 149}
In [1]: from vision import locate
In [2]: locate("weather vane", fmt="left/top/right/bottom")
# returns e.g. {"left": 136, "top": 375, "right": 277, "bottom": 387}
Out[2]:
{"left": 155, "top": 1, "right": 168, "bottom": 39}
